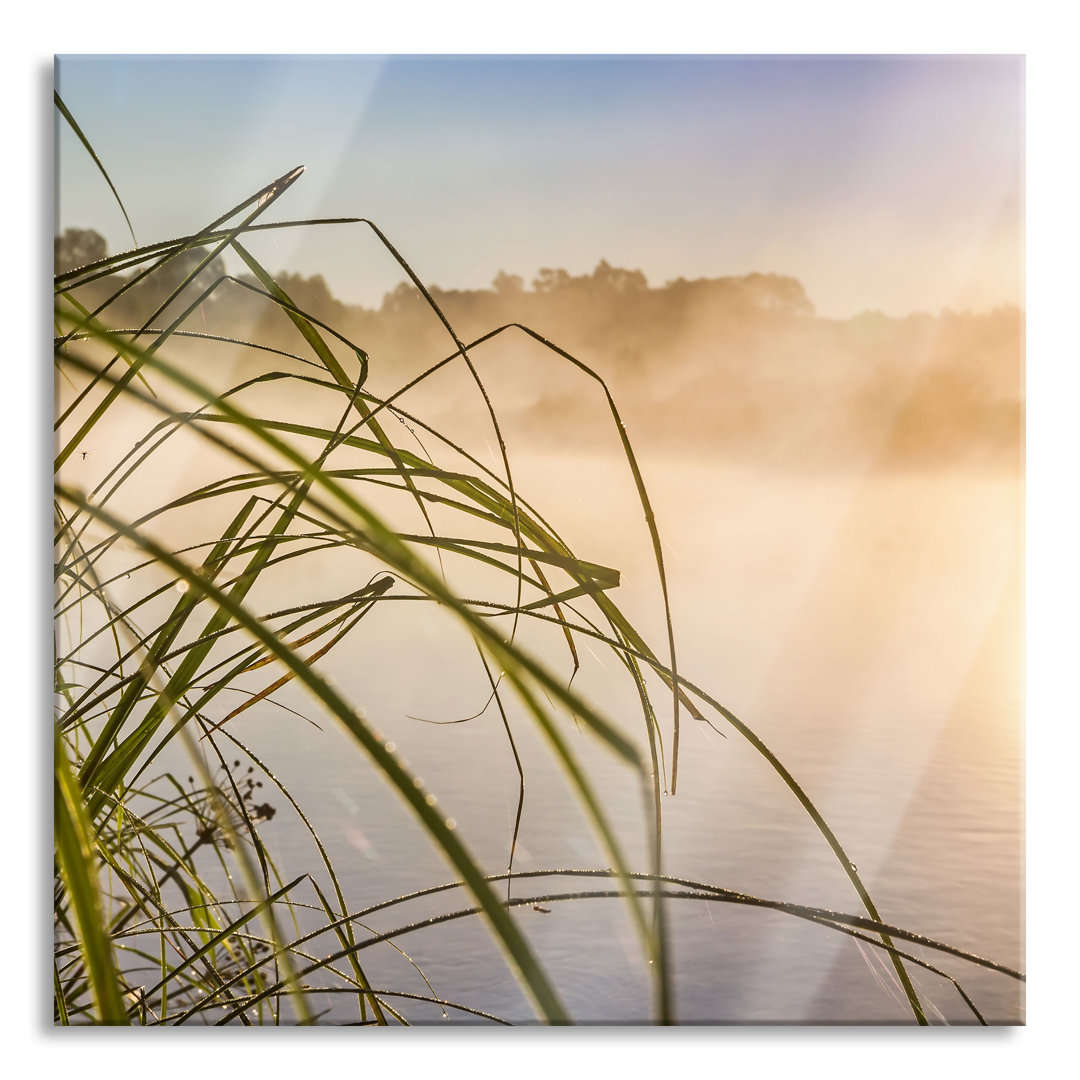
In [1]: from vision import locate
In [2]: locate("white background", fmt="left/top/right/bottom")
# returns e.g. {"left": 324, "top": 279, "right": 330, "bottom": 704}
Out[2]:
{"left": 12, "top": 3, "right": 1072, "bottom": 1073}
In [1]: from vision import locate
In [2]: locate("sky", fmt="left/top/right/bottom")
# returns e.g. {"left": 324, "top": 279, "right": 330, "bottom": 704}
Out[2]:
{"left": 55, "top": 55, "right": 1022, "bottom": 318}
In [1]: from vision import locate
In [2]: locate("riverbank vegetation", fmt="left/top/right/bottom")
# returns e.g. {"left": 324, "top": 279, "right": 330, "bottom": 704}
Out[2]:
{"left": 56, "top": 224, "right": 1022, "bottom": 472}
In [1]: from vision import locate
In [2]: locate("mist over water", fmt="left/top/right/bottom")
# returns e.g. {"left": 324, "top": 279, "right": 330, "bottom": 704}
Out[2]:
{"left": 219, "top": 446, "right": 1022, "bottom": 1023}
{"left": 57, "top": 257, "right": 1023, "bottom": 1023}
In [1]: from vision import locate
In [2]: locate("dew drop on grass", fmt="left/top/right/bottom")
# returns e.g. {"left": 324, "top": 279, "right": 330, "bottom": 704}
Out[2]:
{"left": 850, "top": 863, "right": 858, "bottom": 872}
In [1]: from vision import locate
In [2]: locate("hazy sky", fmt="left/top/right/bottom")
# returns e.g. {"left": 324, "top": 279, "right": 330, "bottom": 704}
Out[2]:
{"left": 55, "top": 54, "right": 1023, "bottom": 318}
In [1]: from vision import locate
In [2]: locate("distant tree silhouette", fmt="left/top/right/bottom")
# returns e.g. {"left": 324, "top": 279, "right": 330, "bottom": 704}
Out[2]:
{"left": 740, "top": 273, "right": 814, "bottom": 316}
{"left": 54, "top": 227, "right": 1018, "bottom": 469}
{"left": 664, "top": 272, "right": 814, "bottom": 318}
{"left": 532, "top": 268, "right": 572, "bottom": 294}
{"left": 273, "top": 272, "right": 347, "bottom": 325}
{"left": 381, "top": 281, "right": 425, "bottom": 314}
{"left": 109, "top": 245, "right": 228, "bottom": 325}
{"left": 156, "top": 246, "right": 226, "bottom": 298}
{"left": 590, "top": 259, "right": 647, "bottom": 294}
{"left": 532, "top": 262, "right": 647, "bottom": 297}
{"left": 493, "top": 270, "right": 524, "bottom": 295}
{"left": 55, "top": 228, "right": 107, "bottom": 274}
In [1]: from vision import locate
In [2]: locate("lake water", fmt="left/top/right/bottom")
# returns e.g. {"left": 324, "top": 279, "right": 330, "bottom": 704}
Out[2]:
{"left": 196, "top": 444, "right": 1024, "bottom": 1026}
{"left": 59, "top": 351, "right": 1023, "bottom": 1024}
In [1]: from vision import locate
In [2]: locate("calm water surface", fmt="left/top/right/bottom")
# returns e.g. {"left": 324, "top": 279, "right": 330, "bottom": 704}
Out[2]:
{"left": 213, "top": 449, "right": 1023, "bottom": 1024}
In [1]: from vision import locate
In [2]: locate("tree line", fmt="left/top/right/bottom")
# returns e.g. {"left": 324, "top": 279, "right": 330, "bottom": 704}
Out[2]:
{"left": 56, "top": 228, "right": 1022, "bottom": 470}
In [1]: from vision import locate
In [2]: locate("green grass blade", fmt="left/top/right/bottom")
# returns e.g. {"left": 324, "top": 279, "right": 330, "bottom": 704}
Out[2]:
{"left": 54, "top": 728, "right": 130, "bottom": 1024}
{"left": 54, "top": 91, "right": 137, "bottom": 248}
{"left": 56, "top": 482, "right": 572, "bottom": 1025}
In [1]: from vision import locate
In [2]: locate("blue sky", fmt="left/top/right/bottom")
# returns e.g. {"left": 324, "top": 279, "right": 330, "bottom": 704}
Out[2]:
{"left": 55, "top": 54, "right": 1023, "bottom": 317}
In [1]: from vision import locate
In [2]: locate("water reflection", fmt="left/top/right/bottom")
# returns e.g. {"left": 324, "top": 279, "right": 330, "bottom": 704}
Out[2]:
{"left": 57, "top": 333, "right": 1023, "bottom": 1023}
{"left": 234, "top": 445, "right": 1022, "bottom": 1023}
